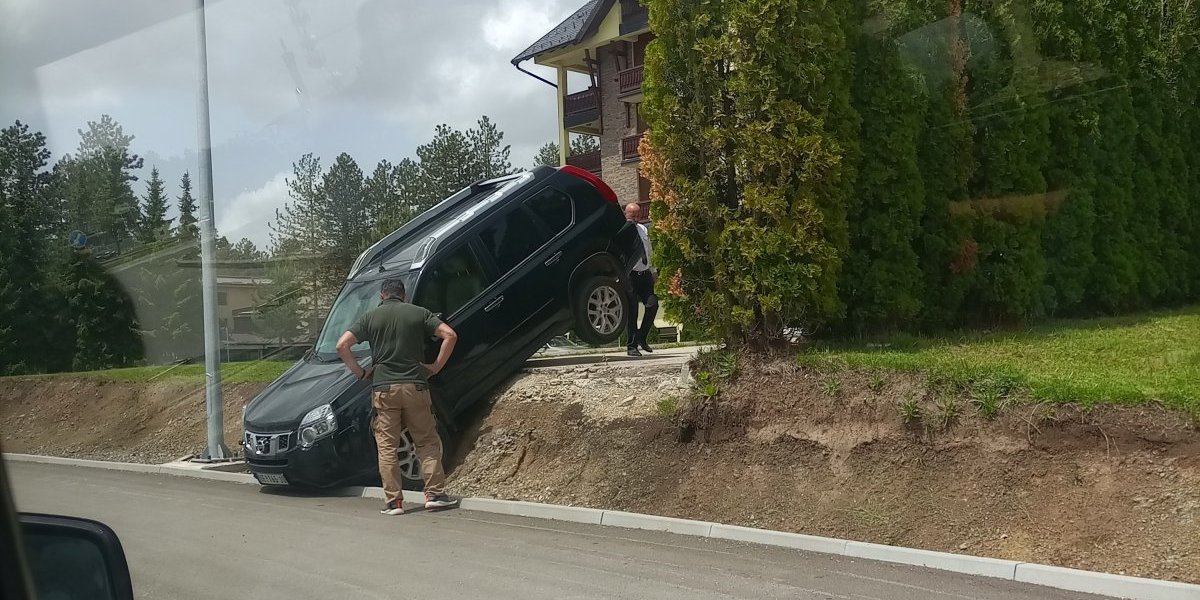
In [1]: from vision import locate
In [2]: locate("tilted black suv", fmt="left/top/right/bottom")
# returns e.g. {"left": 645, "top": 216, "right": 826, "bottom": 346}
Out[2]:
{"left": 242, "top": 166, "right": 642, "bottom": 488}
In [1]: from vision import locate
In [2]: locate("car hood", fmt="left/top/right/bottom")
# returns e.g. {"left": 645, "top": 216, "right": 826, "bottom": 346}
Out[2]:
{"left": 243, "top": 355, "right": 371, "bottom": 432}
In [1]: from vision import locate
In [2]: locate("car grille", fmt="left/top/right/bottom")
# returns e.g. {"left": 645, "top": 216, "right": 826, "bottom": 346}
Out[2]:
{"left": 244, "top": 431, "right": 293, "bottom": 458}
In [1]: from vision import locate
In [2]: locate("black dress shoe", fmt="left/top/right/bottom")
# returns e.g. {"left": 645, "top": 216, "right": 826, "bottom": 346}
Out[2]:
{"left": 639, "top": 342, "right": 653, "bottom": 353}
{"left": 627, "top": 348, "right": 642, "bottom": 357}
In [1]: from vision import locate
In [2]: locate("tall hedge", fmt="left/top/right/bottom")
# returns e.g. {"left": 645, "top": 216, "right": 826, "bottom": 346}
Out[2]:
{"left": 841, "top": 32, "right": 925, "bottom": 333}
{"left": 643, "top": 0, "right": 1200, "bottom": 341}
{"left": 642, "top": 0, "right": 855, "bottom": 344}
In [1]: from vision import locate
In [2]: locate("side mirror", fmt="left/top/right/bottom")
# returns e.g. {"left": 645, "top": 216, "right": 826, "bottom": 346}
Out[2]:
{"left": 19, "top": 514, "right": 134, "bottom": 600}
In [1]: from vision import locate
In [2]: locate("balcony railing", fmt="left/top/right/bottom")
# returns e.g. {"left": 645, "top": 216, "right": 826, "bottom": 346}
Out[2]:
{"left": 564, "top": 87, "right": 600, "bottom": 118}
{"left": 621, "top": 134, "right": 643, "bottom": 162}
{"left": 633, "top": 200, "right": 650, "bottom": 223}
{"left": 618, "top": 65, "right": 644, "bottom": 98}
{"left": 566, "top": 149, "right": 601, "bottom": 174}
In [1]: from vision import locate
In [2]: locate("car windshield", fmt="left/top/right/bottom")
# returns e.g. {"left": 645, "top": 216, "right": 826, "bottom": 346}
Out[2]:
{"left": 312, "top": 275, "right": 413, "bottom": 359}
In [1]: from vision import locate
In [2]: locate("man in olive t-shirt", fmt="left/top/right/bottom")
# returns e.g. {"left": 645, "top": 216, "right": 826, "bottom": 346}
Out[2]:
{"left": 336, "top": 277, "right": 458, "bottom": 515}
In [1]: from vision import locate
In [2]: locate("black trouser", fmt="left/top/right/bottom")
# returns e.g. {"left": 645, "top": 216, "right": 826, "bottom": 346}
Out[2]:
{"left": 626, "top": 270, "right": 659, "bottom": 349}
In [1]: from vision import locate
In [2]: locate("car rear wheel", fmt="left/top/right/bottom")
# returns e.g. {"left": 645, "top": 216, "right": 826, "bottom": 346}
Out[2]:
{"left": 572, "top": 275, "right": 627, "bottom": 345}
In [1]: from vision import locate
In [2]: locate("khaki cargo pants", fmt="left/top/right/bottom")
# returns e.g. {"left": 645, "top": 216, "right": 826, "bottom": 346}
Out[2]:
{"left": 372, "top": 383, "right": 446, "bottom": 504}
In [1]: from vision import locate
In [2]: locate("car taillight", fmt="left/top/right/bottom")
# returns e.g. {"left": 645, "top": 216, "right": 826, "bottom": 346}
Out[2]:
{"left": 559, "top": 165, "right": 619, "bottom": 204}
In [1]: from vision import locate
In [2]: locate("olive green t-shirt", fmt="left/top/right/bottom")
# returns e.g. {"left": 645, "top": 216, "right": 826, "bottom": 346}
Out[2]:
{"left": 349, "top": 299, "right": 443, "bottom": 388}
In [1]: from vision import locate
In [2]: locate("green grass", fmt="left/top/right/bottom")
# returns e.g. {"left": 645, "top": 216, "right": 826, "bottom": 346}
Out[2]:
{"left": 9, "top": 360, "right": 294, "bottom": 384}
{"left": 798, "top": 307, "right": 1200, "bottom": 413}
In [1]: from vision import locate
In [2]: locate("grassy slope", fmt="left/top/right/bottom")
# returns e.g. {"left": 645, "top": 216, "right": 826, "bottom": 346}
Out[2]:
{"left": 8, "top": 360, "right": 295, "bottom": 385}
{"left": 798, "top": 308, "right": 1200, "bottom": 412}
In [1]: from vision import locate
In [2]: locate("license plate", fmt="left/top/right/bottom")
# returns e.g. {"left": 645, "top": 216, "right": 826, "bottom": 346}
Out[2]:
{"left": 256, "top": 473, "right": 288, "bottom": 486}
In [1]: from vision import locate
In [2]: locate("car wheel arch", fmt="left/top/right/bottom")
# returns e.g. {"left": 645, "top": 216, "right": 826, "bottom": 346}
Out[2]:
{"left": 567, "top": 252, "right": 624, "bottom": 298}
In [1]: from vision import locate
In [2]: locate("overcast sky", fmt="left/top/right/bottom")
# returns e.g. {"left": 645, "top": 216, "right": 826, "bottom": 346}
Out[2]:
{"left": 0, "top": 0, "right": 579, "bottom": 248}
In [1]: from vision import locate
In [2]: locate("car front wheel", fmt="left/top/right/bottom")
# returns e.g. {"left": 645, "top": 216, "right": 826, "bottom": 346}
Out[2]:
{"left": 395, "top": 428, "right": 424, "bottom": 490}
{"left": 572, "top": 275, "right": 627, "bottom": 345}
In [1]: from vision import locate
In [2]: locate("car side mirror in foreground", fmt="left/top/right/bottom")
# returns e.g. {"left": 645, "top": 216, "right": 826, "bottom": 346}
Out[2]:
{"left": 19, "top": 514, "right": 134, "bottom": 600}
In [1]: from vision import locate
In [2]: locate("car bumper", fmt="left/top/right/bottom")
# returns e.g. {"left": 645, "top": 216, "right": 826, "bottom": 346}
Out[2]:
{"left": 244, "top": 429, "right": 370, "bottom": 488}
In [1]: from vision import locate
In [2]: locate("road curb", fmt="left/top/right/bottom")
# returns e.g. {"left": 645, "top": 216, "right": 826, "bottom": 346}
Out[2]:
{"left": 7, "top": 453, "right": 1196, "bottom": 600}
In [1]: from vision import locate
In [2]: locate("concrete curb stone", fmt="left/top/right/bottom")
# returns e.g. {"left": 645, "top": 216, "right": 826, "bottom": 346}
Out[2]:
{"left": 7, "top": 453, "right": 1198, "bottom": 600}
{"left": 709, "top": 523, "right": 848, "bottom": 555}
{"left": 845, "top": 541, "right": 1020, "bottom": 580}
{"left": 1014, "top": 563, "right": 1200, "bottom": 600}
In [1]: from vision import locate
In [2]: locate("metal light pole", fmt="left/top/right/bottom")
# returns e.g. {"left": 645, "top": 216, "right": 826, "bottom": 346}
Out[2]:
{"left": 195, "top": 0, "right": 230, "bottom": 461}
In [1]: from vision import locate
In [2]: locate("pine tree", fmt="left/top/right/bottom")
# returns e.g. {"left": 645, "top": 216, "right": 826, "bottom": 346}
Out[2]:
{"left": 416, "top": 125, "right": 475, "bottom": 201}
{"left": 569, "top": 135, "right": 599, "bottom": 156}
{"left": 176, "top": 172, "right": 199, "bottom": 242}
{"left": 0, "top": 121, "right": 58, "bottom": 373}
{"left": 62, "top": 249, "right": 143, "bottom": 370}
{"left": 467, "top": 116, "right": 512, "bottom": 180}
{"left": 139, "top": 167, "right": 172, "bottom": 243}
{"left": 374, "top": 158, "right": 428, "bottom": 237}
{"left": 318, "top": 152, "right": 368, "bottom": 278}
{"left": 62, "top": 115, "right": 144, "bottom": 255}
{"left": 364, "top": 159, "right": 396, "bottom": 217}
{"left": 533, "top": 142, "right": 560, "bottom": 168}
{"left": 270, "top": 153, "right": 332, "bottom": 307}
{"left": 271, "top": 153, "right": 324, "bottom": 257}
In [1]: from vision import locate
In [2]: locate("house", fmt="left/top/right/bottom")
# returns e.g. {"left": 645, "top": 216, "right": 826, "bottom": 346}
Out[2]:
{"left": 512, "top": 0, "right": 653, "bottom": 223}
{"left": 514, "top": 1, "right": 684, "bottom": 343}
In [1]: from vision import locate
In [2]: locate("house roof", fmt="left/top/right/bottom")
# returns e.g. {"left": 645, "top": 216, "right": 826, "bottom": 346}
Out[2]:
{"left": 510, "top": 0, "right": 615, "bottom": 64}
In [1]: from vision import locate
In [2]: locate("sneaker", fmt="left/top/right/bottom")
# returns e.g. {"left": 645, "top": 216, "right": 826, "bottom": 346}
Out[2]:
{"left": 639, "top": 342, "right": 654, "bottom": 353}
{"left": 424, "top": 494, "right": 459, "bottom": 510}
{"left": 627, "top": 348, "right": 642, "bottom": 357}
{"left": 380, "top": 500, "right": 404, "bottom": 515}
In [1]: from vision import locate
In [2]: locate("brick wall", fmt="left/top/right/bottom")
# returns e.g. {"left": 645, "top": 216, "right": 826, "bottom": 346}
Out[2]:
{"left": 598, "top": 42, "right": 642, "bottom": 209}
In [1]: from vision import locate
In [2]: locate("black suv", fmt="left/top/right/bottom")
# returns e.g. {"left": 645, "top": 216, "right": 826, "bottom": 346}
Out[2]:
{"left": 242, "top": 165, "right": 642, "bottom": 488}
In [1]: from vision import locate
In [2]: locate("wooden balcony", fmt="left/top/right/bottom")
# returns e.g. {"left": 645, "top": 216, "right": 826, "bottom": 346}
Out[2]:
{"left": 621, "top": 133, "right": 643, "bottom": 162}
{"left": 563, "top": 87, "right": 601, "bottom": 133}
{"left": 618, "top": 64, "right": 644, "bottom": 100}
{"left": 566, "top": 149, "right": 602, "bottom": 175}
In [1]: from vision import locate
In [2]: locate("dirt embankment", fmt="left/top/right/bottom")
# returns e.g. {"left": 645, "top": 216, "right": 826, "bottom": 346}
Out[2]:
{"left": 449, "top": 360, "right": 1200, "bottom": 584}
{"left": 0, "top": 378, "right": 260, "bottom": 463}
{"left": 4, "top": 360, "right": 1198, "bottom": 583}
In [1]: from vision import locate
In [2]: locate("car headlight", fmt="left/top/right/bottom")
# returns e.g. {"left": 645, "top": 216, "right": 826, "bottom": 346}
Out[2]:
{"left": 298, "top": 404, "right": 337, "bottom": 448}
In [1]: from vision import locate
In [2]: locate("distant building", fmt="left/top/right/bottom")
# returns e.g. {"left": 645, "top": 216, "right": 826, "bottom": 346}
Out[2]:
{"left": 179, "top": 259, "right": 311, "bottom": 362}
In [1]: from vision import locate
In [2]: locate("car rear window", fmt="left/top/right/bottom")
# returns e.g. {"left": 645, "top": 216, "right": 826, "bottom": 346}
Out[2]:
{"left": 525, "top": 187, "right": 573, "bottom": 235}
{"left": 477, "top": 208, "right": 546, "bottom": 275}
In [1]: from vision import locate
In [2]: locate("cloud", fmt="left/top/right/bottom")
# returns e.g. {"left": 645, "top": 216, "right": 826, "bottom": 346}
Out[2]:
{"left": 217, "top": 171, "right": 289, "bottom": 249}
{"left": 2, "top": 0, "right": 584, "bottom": 245}
{"left": 481, "top": 0, "right": 564, "bottom": 52}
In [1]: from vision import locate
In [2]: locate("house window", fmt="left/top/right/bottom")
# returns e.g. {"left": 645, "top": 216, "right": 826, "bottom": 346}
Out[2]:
{"left": 233, "top": 315, "right": 253, "bottom": 334}
{"left": 217, "top": 291, "right": 228, "bottom": 306}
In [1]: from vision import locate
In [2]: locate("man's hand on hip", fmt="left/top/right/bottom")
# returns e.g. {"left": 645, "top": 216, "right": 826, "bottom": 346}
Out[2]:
{"left": 422, "top": 363, "right": 442, "bottom": 377}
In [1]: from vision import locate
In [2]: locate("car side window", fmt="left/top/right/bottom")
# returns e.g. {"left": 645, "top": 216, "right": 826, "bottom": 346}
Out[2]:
{"left": 414, "top": 244, "right": 492, "bottom": 318}
{"left": 525, "top": 187, "right": 573, "bottom": 235}
{"left": 478, "top": 208, "right": 546, "bottom": 275}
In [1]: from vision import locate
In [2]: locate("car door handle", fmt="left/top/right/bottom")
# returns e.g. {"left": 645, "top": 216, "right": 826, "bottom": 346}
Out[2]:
{"left": 484, "top": 295, "right": 505, "bottom": 312}
{"left": 544, "top": 251, "right": 562, "bottom": 267}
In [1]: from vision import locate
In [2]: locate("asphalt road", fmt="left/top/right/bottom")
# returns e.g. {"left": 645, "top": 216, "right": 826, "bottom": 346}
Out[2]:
{"left": 10, "top": 462, "right": 1104, "bottom": 600}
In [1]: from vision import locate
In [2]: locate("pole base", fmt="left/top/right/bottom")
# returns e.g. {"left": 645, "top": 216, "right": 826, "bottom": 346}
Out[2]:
{"left": 195, "top": 443, "right": 233, "bottom": 462}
